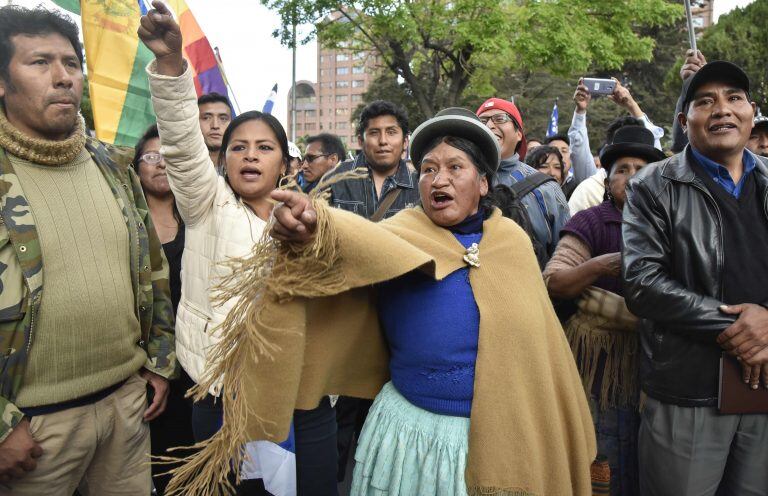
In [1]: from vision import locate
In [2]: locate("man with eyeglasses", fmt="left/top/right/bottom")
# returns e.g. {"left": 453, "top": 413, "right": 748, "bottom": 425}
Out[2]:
{"left": 477, "top": 98, "right": 570, "bottom": 262}
{"left": 298, "top": 133, "right": 346, "bottom": 193}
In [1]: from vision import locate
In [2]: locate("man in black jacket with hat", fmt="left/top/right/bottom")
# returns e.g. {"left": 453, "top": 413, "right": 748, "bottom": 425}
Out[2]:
{"left": 623, "top": 61, "right": 768, "bottom": 495}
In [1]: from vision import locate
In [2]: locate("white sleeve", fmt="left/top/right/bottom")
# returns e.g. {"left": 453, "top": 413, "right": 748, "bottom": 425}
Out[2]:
{"left": 147, "top": 60, "right": 221, "bottom": 226}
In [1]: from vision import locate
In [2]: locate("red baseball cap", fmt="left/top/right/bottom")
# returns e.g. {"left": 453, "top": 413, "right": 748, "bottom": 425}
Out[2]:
{"left": 476, "top": 98, "right": 527, "bottom": 160}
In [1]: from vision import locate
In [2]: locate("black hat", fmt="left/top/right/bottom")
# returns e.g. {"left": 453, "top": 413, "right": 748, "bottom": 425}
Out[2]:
{"left": 682, "top": 61, "right": 751, "bottom": 113}
{"left": 409, "top": 107, "right": 500, "bottom": 175}
{"left": 599, "top": 126, "right": 666, "bottom": 172}
{"left": 755, "top": 109, "right": 768, "bottom": 131}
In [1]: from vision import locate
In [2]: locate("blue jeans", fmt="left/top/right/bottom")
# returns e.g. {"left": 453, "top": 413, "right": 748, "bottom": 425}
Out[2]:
{"left": 295, "top": 397, "right": 339, "bottom": 496}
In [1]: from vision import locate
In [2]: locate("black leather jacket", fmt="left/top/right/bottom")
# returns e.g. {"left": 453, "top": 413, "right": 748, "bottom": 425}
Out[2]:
{"left": 622, "top": 147, "right": 768, "bottom": 406}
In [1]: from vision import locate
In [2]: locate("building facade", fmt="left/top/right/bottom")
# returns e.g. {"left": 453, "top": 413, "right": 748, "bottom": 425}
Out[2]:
{"left": 288, "top": 38, "right": 378, "bottom": 153}
{"left": 691, "top": 0, "right": 714, "bottom": 30}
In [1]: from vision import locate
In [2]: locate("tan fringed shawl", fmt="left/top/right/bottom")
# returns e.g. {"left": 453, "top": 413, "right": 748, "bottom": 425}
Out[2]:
{"left": 166, "top": 204, "right": 596, "bottom": 496}
{"left": 564, "top": 287, "right": 640, "bottom": 411}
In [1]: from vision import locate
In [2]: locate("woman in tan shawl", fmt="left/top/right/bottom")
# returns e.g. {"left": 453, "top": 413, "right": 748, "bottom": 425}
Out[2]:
{"left": 160, "top": 104, "right": 597, "bottom": 496}
{"left": 139, "top": 5, "right": 595, "bottom": 495}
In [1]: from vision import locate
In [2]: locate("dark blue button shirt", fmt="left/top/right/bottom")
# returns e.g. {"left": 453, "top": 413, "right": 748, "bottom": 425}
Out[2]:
{"left": 691, "top": 147, "right": 756, "bottom": 198}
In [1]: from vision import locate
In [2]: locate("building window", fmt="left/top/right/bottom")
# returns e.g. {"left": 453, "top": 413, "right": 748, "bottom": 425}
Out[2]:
{"left": 352, "top": 80, "right": 365, "bottom": 88}
{"left": 320, "top": 55, "right": 326, "bottom": 63}
{"left": 336, "top": 53, "right": 349, "bottom": 62}
{"left": 320, "top": 69, "right": 330, "bottom": 77}
{"left": 322, "top": 82, "right": 333, "bottom": 89}
{"left": 353, "top": 52, "right": 366, "bottom": 60}
{"left": 336, "top": 122, "right": 347, "bottom": 130}
{"left": 351, "top": 94, "right": 363, "bottom": 102}
{"left": 335, "top": 95, "right": 348, "bottom": 102}
{"left": 336, "top": 108, "right": 348, "bottom": 115}
{"left": 336, "top": 81, "right": 350, "bottom": 88}
{"left": 352, "top": 66, "right": 365, "bottom": 74}
{"left": 305, "top": 110, "right": 316, "bottom": 117}
{"left": 306, "top": 122, "right": 316, "bottom": 130}
{"left": 336, "top": 67, "right": 349, "bottom": 75}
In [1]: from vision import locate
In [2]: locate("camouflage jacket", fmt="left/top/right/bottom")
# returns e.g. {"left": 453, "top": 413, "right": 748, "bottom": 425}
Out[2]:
{"left": 0, "top": 137, "right": 177, "bottom": 442}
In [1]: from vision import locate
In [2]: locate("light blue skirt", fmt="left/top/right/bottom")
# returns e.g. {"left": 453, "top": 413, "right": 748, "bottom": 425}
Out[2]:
{"left": 351, "top": 382, "right": 470, "bottom": 496}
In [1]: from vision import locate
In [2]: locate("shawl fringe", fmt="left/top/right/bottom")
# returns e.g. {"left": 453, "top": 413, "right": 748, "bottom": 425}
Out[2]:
{"left": 564, "top": 287, "right": 639, "bottom": 411}
{"left": 162, "top": 173, "right": 360, "bottom": 496}
{"left": 468, "top": 487, "right": 536, "bottom": 496}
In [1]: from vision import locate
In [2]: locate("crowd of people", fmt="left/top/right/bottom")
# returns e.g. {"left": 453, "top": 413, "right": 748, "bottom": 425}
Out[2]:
{"left": 0, "top": 2, "right": 767, "bottom": 496}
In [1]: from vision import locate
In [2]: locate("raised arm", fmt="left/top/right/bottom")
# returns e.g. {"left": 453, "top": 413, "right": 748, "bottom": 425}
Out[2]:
{"left": 568, "top": 79, "right": 598, "bottom": 183}
{"left": 139, "top": 1, "right": 220, "bottom": 226}
{"left": 608, "top": 79, "right": 664, "bottom": 150}
{"left": 671, "top": 50, "right": 707, "bottom": 153}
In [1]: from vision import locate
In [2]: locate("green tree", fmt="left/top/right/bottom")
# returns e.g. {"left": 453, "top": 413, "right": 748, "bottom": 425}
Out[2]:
{"left": 266, "top": 0, "right": 682, "bottom": 119}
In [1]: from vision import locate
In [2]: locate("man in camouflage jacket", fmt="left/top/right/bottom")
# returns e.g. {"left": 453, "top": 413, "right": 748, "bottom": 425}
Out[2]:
{"left": 0, "top": 6, "right": 175, "bottom": 493}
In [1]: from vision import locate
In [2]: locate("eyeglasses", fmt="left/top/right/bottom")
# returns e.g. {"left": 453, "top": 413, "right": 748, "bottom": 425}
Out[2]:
{"left": 140, "top": 152, "right": 163, "bottom": 165}
{"left": 479, "top": 114, "right": 514, "bottom": 125}
{"left": 302, "top": 154, "right": 330, "bottom": 164}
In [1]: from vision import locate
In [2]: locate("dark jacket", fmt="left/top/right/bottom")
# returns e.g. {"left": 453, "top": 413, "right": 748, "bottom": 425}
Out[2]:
{"left": 622, "top": 146, "right": 768, "bottom": 406}
{"left": 327, "top": 154, "right": 420, "bottom": 221}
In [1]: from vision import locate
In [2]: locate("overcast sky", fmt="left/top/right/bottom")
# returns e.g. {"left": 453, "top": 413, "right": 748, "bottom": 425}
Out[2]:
{"left": 12, "top": 0, "right": 756, "bottom": 129}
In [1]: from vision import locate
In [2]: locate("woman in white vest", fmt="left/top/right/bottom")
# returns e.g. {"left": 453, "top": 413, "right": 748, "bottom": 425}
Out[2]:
{"left": 141, "top": 4, "right": 338, "bottom": 494}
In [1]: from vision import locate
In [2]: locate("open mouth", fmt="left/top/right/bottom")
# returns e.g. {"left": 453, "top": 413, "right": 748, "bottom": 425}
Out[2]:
{"left": 709, "top": 123, "right": 737, "bottom": 134}
{"left": 240, "top": 167, "right": 263, "bottom": 180}
{"left": 430, "top": 191, "right": 454, "bottom": 209}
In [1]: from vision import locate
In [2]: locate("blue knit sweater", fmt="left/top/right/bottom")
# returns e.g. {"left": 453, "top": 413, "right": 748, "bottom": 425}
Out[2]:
{"left": 377, "top": 231, "right": 482, "bottom": 417}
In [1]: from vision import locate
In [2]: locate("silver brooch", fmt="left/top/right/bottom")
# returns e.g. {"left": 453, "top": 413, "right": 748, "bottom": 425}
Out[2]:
{"left": 463, "top": 243, "right": 480, "bottom": 268}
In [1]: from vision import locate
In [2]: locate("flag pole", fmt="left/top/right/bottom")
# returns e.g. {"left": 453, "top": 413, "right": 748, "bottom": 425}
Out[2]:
{"left": 291, "top": 17, "right": 297, "bottom": 142}
{"left": 683, "top": 0, "right": 698, "bottom": 53}
{"left": 213, "top": 46, "right": 242, "bottom": 115}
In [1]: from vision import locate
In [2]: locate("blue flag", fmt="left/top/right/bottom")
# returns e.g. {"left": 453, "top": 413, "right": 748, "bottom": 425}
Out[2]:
{"left": 546, "top": 100, "right": 559, "bottom": 138}
{"left": 263, "top": 84, "right": 278, "bottom": 114}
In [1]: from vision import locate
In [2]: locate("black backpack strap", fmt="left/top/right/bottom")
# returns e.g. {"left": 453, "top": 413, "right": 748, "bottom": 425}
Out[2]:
{"left": 510, "top": 171, "right": 556, "bottom": 198}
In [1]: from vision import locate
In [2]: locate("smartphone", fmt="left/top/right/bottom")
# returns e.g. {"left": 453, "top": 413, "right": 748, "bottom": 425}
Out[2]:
{"left": 583, "top": 78, "right": 616, "bottom": 95}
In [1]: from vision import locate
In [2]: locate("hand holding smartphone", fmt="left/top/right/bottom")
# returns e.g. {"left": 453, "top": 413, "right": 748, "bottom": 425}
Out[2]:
{"left": 583, "top": 78, "right": 616, "bottom": 96}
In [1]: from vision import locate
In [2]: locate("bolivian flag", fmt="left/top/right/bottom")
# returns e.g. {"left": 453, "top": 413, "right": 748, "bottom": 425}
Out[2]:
{"left": 54, "top": 0, "right": 228, "bottom": 146}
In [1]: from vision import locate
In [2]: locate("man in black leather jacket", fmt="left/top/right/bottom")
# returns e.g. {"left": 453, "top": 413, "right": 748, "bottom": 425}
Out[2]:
{"left": 623, "top": 61, "right": 768, "bottom": 495}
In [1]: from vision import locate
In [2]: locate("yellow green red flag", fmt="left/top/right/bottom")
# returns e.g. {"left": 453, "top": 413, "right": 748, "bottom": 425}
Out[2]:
{"left": 53, "top": 1, "right": 227, "bottom": 147}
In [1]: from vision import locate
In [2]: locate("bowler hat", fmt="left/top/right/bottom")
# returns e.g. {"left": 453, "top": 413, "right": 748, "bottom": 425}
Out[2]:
{"left": 409, "top": 107, "right": 501, "bottom": 175}
{"left": 599, "top": 126, "right": 666, "bottom": 172}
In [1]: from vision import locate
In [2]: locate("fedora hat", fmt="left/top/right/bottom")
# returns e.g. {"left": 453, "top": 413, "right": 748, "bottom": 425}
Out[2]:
{"left": 599, "top": 126, "right": 666, "bottom": 172}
